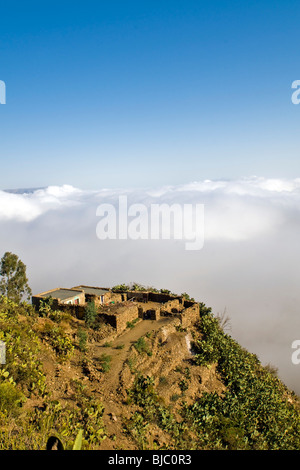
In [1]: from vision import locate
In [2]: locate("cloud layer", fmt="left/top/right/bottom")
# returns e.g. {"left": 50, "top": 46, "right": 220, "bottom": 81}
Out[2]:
{"left": 1, "top": 176, "right": 300, "bottom": 393}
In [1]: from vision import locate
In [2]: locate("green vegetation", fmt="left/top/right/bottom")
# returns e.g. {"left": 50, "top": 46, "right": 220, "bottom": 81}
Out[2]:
{"left": 112, "top": 283, "right": 179, "bottom": 296}
{"left": 181, "top": 292, "right": 195, "bottom": 302}
{"left": 159, "top": 376, "right": 168, "bottom": 385}
{"left": 111, "top": 284, "right": 130, "bottom": 293}
{"left": 1, "top": 259, "right": 299, "bottom": 451}
{"left": 0, "top": 296, "right": 46, "bottom": 396}
{"left": 125, "top": 375, "right": 191, "bottom": 449}
{"left": 41, "top": 321, "right": 74, "bottom": 362}
{"left": 77, "top": 328, "right": 88, "bottom": 353}
{"left": 0, "top": 296, "right": 106, "bottom": 449}
{"left": 134, "top": 337, "right": 152, "bottom": 356}
{"left": 126, "top": 356, "right": 137, "bottom": 372}
{"left": 188, "top": 308, "right": 300, "bottom": 449}
{"left": 98, "top": 353, "right": 112, "bottom": 372}
{"left": 84, "top": 300, "right": 97, "bottom": 327}
{"left": 126, "top": 317, "right": 139, "bottom": 329}
{"left": 124, "top": 303, "right": 300, "bottom": 450}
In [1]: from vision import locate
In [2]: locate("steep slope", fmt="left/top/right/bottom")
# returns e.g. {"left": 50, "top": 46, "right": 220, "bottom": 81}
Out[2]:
{"left": 0, "top": 295, "right": 300, "bottom": 450}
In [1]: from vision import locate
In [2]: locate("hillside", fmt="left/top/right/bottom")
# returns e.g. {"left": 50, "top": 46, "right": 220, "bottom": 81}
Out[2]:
{"left": 0, "top": 294, "right": 300, "bottom": 450}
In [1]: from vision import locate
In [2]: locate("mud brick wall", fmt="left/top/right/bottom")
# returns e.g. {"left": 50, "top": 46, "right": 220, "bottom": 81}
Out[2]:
{"left": 63, "top": 304, "right": 86, "bottom": 319}
{"left": 115, "top": 304, "right": 139, "bottom": 333}
{"left": 138, "top": 306, "right": 144, "bottom": 318}
{"left": 85, "top": 291, "right": 123, "bottom": 306}
{"left": 99, "top": 313, "right": 117, "bottom": 329}
{"left": 85, "top": 294, "right": 100, "bottom": 306}
{"left": 126, "top": 291, "right": 149, "bottom": 302}
{"left": 160, "top": 298, "right": 183, "bottom": 315}
{"left": 183, "top": 300, "right": 195, "bottom": 308}
{"left": 148, "top": 292, "right": 182, "bottom": 303}
{"left": 142, "top": 306, "right": 161, "bottom": 320}
{"left": 110, "top": 292, "right": 123, "bottom": 303}
{"left": 180, "top": 304, "right": 200, "bottom": 328}
{"left": 150, "top": 306, "right": 160, "bottom": 320}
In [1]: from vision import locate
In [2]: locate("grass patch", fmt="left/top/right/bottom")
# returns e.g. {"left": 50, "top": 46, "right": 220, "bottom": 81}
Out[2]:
{"left": 98, "top": 353, "right": 112, "bottom": 373}
{"left": 134, "top": 337, "right": 152, "bottom": 356}
{"left": 77, "top": 328, "right": 88, "bottom": 353}
{"left": 126, "top": 318, "right": 139, "bottom": 329}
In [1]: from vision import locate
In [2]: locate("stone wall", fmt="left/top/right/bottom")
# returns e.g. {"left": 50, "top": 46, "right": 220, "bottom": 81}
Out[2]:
{"left": 160, "top": 298, "right": 183, "bottom": 315}
{"left": 110, "top": 292, "right": 123, "bottom": 303}
{"left": 63, "top": 304, "right": 86, "bottom": 319}
{"left": 148, "top": 292, "right": 182, "bottom": 303}
{"left": 126, "top": 291, "right": 149, "bottom": 302}
{"left": 98, "top": 303, "right": 139, "bottom": 334}
{"left": 85, "top": 291, "right": 123, "bottom": 307}
{"left": 180, "top": 303, "right": 200, "bottom": 328}
{"left": 114, "top": 304, "right": 139, "bottom": 333}
{"left": 141, "top": 306, "right": 161, "bottom": 320}
{"left": 183, "top": 300, "right": 195, "bottom": 309}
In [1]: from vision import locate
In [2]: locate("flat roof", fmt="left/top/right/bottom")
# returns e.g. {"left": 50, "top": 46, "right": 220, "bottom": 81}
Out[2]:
{"left": 73, "top": 286, "right": 110, "bottom": 296}
{"left": 40, "top": 288, "right": 83, "bottom": 301}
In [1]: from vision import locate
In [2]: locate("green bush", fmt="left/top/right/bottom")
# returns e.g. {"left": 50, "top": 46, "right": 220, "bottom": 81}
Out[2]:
{"left": 0, "top": 297, "right": 46, "bottom": 394}
{"left": 77, "top": 328, "right": 88, "bottom": 353}
{"left": 84, "top": 301, "right": 97, "bottom": 327}
{"left": 42, "top": 323, "right": 74, "bottom": 362}
{"left": 186, "top": 310, "right": 300, "bottom": 449}
{"left": 0, "top": 381, "right": 25, "bottom": 415}
{"left": 111, "top": 284, "right": 129, "bottom": 293}
{"left": 98, "top": 354, "right": 111, "bottom": 372}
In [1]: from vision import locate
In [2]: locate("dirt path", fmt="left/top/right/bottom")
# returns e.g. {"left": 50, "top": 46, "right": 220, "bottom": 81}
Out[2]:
{"left": 90, "top": 317, "right": 176, "bottom": 448}
{"left": 93, "top": 317, "right": 174, "bottom": 399}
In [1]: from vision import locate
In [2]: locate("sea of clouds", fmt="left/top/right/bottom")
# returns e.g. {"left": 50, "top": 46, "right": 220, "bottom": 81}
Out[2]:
{"left": 1, "top": 176, "right": 300, "bottom": 393}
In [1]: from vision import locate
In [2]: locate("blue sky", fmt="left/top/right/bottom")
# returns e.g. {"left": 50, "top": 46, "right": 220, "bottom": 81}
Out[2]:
{"left": 0, "top": 0, "right": 300, "bottom": 189}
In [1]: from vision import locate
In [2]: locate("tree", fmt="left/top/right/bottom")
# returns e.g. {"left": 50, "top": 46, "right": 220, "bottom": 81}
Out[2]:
{"left": 0, "top": 252, "right": 32, "bottom": 303}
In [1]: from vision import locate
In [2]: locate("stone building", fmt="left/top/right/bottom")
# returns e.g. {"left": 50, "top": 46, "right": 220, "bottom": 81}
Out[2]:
{"left": 72, "top": 285, "right": 111, "bottom": 306}
{"left": 31, "top": 287, "right": 86, "bottom": 309}
{"left": 32, "top": 284, "right": 200, "bottom": 334}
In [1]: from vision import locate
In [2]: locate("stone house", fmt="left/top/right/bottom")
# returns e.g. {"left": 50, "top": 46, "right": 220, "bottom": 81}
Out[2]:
{"left": 72, "top": 285, "right": 111, "bottom": 306}
{"left": 31, "top": 287, "right": 86, "bottom": 309}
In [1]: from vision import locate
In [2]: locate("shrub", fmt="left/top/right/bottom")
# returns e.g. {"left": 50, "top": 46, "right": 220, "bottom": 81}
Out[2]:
{"left": 126, "top": 318, "right": 139, "bottom": 329}
{"left": 111, "top": 284, "right": 129, "bottom": 293}
{"left": 85, "top": 301, "right": 97, "bottom": 327}
{"left": 0, "top": 298, "right": 46, "bottom": 394}
{"left": 0, "top": 381, "right": 25, "bottom": 415}
{"left": 186, "top": 310, "right": 300, "bottom": 449}
{"left": 159, "top": 376, "right": 168, "bottom": 385}
{"left": 98, "top": 354, "right": 111, "bottom": 373}
{"left": 42, "top": 323, "right": 74, "bottom": 362}
{"left": 134, "top": 337, "right": 151, "bottom": 356}
{"left": 179, "top": 379, "right": 189, "bottom": 393}
{"left": 77, "top": 328, "right": 88, "bottom": 353}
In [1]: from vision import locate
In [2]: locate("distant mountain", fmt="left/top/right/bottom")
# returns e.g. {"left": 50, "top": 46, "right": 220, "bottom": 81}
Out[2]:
{"left": 2, "top": 187, "right": 45, "bottom": 194}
